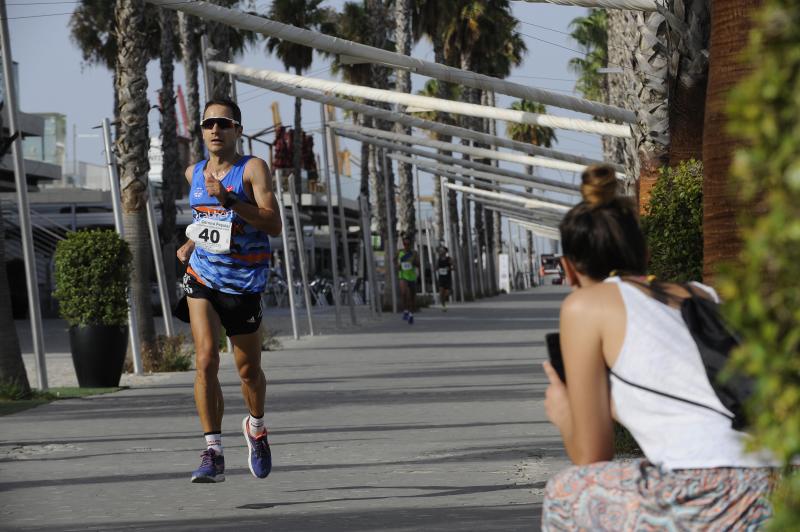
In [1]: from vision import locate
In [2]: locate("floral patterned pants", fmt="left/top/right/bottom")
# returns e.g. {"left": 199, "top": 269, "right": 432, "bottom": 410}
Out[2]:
{"left": 542, "top": 460, "right": 779, "bottom": 531}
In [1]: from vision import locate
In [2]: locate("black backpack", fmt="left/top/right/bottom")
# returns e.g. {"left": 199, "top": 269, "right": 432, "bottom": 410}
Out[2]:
{"left": 617, "top": 278, "right": 753, "bottom": 431}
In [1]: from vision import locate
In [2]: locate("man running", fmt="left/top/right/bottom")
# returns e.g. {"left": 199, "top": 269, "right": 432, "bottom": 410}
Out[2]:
{"left": 397, "top": 235, "right": 419, "bottom": 324}
{"left": 436, "top": 246, "right": 453, "bottom": 311}
{"left": 174, "top": 98, "right": 282, "bottom": 483}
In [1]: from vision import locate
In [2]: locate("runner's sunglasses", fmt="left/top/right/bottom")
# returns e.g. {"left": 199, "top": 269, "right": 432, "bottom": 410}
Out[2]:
{"left": 201, "top": 117, "right": 240, "bottom": 130}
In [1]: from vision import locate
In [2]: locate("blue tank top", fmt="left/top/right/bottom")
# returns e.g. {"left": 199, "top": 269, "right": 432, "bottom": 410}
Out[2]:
{"left": 187, "top": 156, "right": 271, "bottom": 294}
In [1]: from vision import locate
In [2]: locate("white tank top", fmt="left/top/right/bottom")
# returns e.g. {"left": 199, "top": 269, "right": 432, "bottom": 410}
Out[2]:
{"left": 605, "top": 277, "right": 778, "bottom": 470}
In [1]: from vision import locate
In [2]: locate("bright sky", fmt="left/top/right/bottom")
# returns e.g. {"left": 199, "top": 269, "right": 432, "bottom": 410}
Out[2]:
{"left": 10, "top": 0, "right": 596, "bottom": 252}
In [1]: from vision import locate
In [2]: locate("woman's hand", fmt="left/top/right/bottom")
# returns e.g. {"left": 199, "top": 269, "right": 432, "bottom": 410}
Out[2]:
{"left": 543, "top": 361, "right": 573, "bottom": 439}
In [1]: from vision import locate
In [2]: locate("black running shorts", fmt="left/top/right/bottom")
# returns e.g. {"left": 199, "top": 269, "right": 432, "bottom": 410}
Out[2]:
{"left": 173, "top": 274, "right": 262, "bottom": 337}
{"left": 438, "top": 275, "right": 452, "bottom": 290}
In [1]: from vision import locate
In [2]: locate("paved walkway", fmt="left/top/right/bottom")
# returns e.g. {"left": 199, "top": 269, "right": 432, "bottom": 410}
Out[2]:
{"left": 2, "top": 287, "right": 570, "bottom": 531}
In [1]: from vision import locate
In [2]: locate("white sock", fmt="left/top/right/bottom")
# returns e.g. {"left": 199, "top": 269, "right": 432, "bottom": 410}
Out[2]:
{"left": 204, "top": 432, "right": 223, "bottom": 455}
{"left": 249, "top": 414, "right": 265, "bottom": 436}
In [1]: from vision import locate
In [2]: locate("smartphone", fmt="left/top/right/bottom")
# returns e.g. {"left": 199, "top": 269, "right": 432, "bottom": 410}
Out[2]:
{"left": 545, "top": 332, "right": 566, "bottom": 383}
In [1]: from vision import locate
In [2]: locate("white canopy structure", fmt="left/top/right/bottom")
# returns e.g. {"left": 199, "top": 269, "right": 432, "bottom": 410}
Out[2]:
{"left": 215, "top": 64, "right": 620, "bottom": 171}
{"left": 335, "top": 128, "right": 580, "bottom": 196}
{"left": 387, "top": 153, "right": 576, "bottom": 208}
{"left": 513, "top": 0, "right": 657, "bottom": 11}
{"left": 210, "top": 62, "right": 632, "bottom": 138}
{"left": 328, "top": 121, "right": 618, "bottom": 176}
{"left": 147, "top": 0, "right": 635, "bottom": 123}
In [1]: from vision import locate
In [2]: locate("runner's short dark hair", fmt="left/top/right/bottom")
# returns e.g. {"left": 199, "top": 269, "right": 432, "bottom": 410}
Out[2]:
{"left": 203, "top": 99, "right": 242, "bottom": 124}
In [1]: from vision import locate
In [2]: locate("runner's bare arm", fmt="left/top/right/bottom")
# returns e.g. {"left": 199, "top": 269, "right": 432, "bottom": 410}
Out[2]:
{"left": 235, "top": 158, "right": 282, "bottom": 237}
{"left": 177, "top": 165, "right": 196, "bottom": 263}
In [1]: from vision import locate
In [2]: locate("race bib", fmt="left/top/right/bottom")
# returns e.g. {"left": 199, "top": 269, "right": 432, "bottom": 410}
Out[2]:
{"left": 186, "top": 218, "right": 232, "bottom": 254}
{"left": 401, "top": 261, "right": 413, "bottom": 271}
{"left": 438, "top": 267, "right": 449, "bottom": 276}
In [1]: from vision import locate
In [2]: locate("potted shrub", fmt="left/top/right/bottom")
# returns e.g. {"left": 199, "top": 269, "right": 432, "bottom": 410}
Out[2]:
{"left": 54, "top": 229, "right": 132, "bottom": 387}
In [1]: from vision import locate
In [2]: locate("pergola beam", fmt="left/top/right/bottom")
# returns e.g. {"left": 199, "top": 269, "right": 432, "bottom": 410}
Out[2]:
{"left": 333, "top": 129, "right": 580, "bottom": 196}
{"left": 147, "top": 0, "right": 636, "bottom": 123}
{"left": 210, "top": 62, "right": 631, "bottom": 138}
{"left": 222, "top": 67, "right": 619, "bottom": 171}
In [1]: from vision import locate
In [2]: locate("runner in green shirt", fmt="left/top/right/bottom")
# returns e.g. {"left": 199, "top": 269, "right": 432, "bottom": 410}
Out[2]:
{"left": 397, "top": 235, "right": 419, "bottom": 324}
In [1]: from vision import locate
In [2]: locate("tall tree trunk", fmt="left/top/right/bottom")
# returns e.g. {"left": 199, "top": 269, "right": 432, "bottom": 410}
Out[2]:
{"left": 666, "top": 0, "right": 710, "bottom": 167}
{"left": 634, "top": 11, "right": 670, "bottom": 213}
{"left": 207, "top": 0, "right": 231, "bottom": 99}
{"left": 394, "top": 0, "right": 415, "bottom": 239}
{"left": 702, "top": 0, "right": 761, "bottom": 281}
{"left": 178, "top": 11, "right": 204, "bottom": 163}
{"left": 432, "top": 39, "right": 449, "bottom": 245}
{"left": 116, "top": 0, "right": 156, "bottom": 354}
{"left": 159, "top": 8, "right": 179, "bottom": 308}
{"left": 0, "top": 209, "right": 29, "bottom": 394}
{"left": 607, "top": 10, "right": 640, "bottom": 190}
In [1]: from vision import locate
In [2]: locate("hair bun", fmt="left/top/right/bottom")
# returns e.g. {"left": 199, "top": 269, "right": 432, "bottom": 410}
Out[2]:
{"left": 580, "top": 164, "right": 619, "bottom": 207}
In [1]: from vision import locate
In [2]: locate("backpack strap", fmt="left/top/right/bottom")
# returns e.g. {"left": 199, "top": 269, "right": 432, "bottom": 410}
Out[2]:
{"left": 609, "top": 369, "right": 735, "bottom": 422}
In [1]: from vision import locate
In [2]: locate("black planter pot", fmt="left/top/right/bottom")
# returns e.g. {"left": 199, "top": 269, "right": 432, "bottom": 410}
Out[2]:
{"left": 69, "top": 325, "right": 128, "bottom": 387}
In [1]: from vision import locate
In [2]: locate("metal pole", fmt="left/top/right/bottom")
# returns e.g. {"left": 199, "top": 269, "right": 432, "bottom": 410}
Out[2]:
{"left": 200, "top": 34, "right": 212, "bottom": 100}
{"left": 359, "top": 196, "right": 378, "bottom": 316}
{"left": 380, "top": 150, "right": 398, "bottom": 314}
{"left": 101, "top": 118, "right": 143, "bottom": 375}
{"left": 424, "top": 218, "right": 438, "bottom": 304}
{"left": 318, "top": 105, "right": 342, "bottom": 328}
{"left": 326, "top": 117, "right": 356, "bottom": 325}
{"left": 414, "top": 166, "right": 425, "bottom": 295}
{"left": 145, "top": 188, "right": 175, "bottom": 336}
{"left": 483, "top": 208, "right": 493, "bottom": 294}
{"left": 464, "top": 196, "right": 476, "bottom": 298}
{"left": 1, "top": 6, "right": 47, "bottom": 389}
{"left": 273, "top": 169, "right": 298, "bottom": 339}
{"left": 440, "top": 177, "right": 460, "bottom": 303}
{"left": 507, "top": 218, "right": 517, "bottom": 291}
{"left": 287, "top": 172, "right": 315, "bottom": 335}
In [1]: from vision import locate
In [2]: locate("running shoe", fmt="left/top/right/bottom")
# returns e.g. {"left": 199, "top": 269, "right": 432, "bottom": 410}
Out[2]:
{"left": 242, "top": 416, "right": 272, "bottom": 479}
{"left": 191, "top": 449, "right": 225, "bottom": 483}
{"left": 402, "top": 310, "right": 409, "bottom": 321}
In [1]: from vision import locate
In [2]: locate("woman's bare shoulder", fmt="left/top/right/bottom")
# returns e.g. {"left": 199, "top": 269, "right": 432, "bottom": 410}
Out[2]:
{"left": 561, "top": 282, "right": 623, "bottom": 319}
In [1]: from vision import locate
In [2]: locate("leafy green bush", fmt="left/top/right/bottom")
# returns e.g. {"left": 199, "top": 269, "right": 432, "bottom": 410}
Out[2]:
{"left": 721, "top": 0, "right": 800, "bottom": 526}
{"left": 641, "top": 160, "right": 703, "bottom": 282}
{"left": 54, "top": 229, "right": 132, "bottom": 327}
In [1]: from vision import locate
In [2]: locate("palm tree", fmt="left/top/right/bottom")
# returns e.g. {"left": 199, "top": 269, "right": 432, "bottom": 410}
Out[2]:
{"left": 328, "top": 1, "right": 375, "bottom": 201}
{"left": 69, "top": 0, "right": 163, "bottom": 132}
{"left": 265, "top": 0, "right": 335, "bottom": 195}
{"left": 115, "top": 0, "right": 156, "bottom": 354}
{"left": 605, "top": 10, "right": 639, "bottom": 183}
{"left": 395, "top": 0, "right": 416, "bottom": 239}
{"left": 665, "top": 0, "right": 710, "bottom": 167}
{"left": 568, "top": 9, "right": 608, "bottom": 103}
{"left": 568, "top": 9, "right": 617, "bottom": 166}
{"left": 177, "top": 12, "right": 204, "bottom": 163}
{"left": 441, "top": 0, "right": 525, "bottom": 298}
{"left": 701, "top": 0, "right": 760, "bottom": 281}
{"left": 632, "top": 11, "right": 670, "bottom": 213}
{"left": 0, "top": 208, "right": 29, "bottom": 396}
{"left": 507, "top": 99, "right": 557, "bottom": 284}
{"left": 413, "top": 79, "right": 461, "bottom": 247}
{"left": 413, "top": 0, "right": 459, "bottom": 244}
{"left": 159, "top": 7, "right": 180, "bottom": 307}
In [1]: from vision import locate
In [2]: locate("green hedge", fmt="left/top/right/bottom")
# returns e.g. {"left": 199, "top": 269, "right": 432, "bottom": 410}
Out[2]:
{"left": 641, "top": 160, "right": 704, "bottom": 283}
{"left": 722, "top": 0, "right": 800, "bottom": 526}
{"left": 54, "top": 229, "right": 132, "bottom": 328}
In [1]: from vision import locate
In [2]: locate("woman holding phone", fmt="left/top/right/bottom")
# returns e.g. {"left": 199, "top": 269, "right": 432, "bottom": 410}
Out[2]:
{"left": 541, "top": 165, "right": 780, "bottom": 530}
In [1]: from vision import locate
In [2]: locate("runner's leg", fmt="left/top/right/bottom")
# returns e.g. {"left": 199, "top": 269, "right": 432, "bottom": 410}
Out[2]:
{"left": 188, "top": 297, "right": 224, "bottom": 432}
{"left": 231, "top": 331, "right": 266, "bottom": 419}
